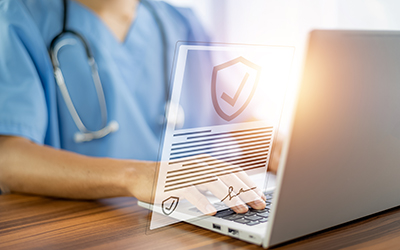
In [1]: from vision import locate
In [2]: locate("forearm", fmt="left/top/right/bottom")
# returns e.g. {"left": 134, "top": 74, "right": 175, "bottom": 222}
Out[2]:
{"left": 0, "top": 136, "right": 137, "bottom": 199}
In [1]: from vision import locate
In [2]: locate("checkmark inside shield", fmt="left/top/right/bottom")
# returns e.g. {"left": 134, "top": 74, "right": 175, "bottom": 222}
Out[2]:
{"left": 162, "top": 196, "right": 179, "bottom": 215}
{"left": 165, "top": 200, "right": 176, "bottom": 211}
{"left": 221, "top": 72, "right": 250, "bottom": 106}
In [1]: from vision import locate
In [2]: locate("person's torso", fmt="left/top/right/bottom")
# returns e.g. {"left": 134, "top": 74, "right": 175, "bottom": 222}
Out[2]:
{"left": 20, "top": 0, "right": 203, "bottom": 160}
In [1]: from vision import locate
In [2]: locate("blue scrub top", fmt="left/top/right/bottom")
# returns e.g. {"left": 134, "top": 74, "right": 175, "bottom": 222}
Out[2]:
{"left": 0, "top": 0, "right": 208, "bottom": 160}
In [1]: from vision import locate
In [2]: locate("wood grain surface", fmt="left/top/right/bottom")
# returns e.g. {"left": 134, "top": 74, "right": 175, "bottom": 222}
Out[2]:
{"left": 1, "top": 194, "right": 400, "bottom": 250}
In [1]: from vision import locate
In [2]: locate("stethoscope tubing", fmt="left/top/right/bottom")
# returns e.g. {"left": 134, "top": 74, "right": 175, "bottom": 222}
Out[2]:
{"left": 52, "top": 38, "right": 108, "bottom": 132}
{"left": 49, "top": 0, "right": 171, "bottom": 143}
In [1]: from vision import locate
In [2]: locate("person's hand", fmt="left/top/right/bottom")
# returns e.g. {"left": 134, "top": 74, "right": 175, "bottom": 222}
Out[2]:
{"left": 178, "top": 167, "right": 266, "bottom": 215}
{"left": 125, "top": 155, "right": 266, "bottom": 215}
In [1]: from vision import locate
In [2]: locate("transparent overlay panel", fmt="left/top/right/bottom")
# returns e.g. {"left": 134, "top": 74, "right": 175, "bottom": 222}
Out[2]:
{"left": 148, "top": 43, "right": 294, "bottom": 230}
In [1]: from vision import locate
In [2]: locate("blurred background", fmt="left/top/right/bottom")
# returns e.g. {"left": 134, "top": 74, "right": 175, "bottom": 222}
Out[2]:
{"left": 164, "top": 0, "right": 400, "bottom": 131}
{"left": 165, "top": 0, "right": 400, "bottom": 46}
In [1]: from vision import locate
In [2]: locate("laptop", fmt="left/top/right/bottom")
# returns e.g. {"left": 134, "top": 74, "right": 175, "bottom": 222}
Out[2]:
{"left": 139, "top": 30, "right": 400, "bottom": 248}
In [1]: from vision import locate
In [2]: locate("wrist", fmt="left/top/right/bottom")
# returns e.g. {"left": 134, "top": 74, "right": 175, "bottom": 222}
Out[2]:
{"left": 94, "top": 157, "right": 133, "bottom": 198}
{"left": 121, "top": 159, "right": 157, "bottom": 203}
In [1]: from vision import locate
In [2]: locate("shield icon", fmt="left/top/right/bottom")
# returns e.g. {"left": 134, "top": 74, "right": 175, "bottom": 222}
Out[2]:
{"left": 211, "top": 56, "right": 261, "bottom": 121}
{"left": 161, "top": 196, "right": 180, "bottom": 216}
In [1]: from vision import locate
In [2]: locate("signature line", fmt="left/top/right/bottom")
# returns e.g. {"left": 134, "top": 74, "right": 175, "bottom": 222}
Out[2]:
{"left": 221, "top": 185, "right": 257, "bottom": 202}
{"left": 221, "top": 72, "right": 250, "bottom": 106}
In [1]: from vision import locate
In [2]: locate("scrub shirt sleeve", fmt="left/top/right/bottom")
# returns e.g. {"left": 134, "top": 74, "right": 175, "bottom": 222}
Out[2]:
{"left": 0, "top": 2, "right": 48, "bottom": 144}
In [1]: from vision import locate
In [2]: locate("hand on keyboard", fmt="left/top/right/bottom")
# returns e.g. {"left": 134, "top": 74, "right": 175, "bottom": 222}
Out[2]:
{"left": 170, "top": 154, "right": 267, "bottom": 215}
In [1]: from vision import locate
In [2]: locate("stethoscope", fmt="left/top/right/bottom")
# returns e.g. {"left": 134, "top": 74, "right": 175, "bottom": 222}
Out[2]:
{"left": 49, "top": 0, "right": 183, "bottom": 143}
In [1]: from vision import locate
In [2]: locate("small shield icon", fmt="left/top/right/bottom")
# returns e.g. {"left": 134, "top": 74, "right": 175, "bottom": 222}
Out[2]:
{"left": 161, "top": 196, "right": 179, "bottom": 216}
{"left": 211, "top": 56, "right": 261, "bottom": 121}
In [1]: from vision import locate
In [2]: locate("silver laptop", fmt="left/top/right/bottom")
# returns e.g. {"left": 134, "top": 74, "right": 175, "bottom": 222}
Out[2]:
{"left": 139, "top": 30, "right": 400, "bottom": 248}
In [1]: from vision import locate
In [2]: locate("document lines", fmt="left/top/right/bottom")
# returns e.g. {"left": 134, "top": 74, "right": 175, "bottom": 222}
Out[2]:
{"left": 149, "top": 42, "right": 294, "bottom": 230}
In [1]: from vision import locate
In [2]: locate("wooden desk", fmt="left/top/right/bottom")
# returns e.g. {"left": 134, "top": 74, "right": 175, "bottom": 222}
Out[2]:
{"left": 1, "top": 194, "right": 400, "bottom": 249}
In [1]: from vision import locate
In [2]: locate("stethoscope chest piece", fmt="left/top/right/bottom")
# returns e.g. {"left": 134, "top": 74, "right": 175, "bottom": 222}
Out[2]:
{"left": 74, "top": 120, "right": 119, "bottom": 143}
{"left": 164, "top": 101, "right": 185, "bottom": 129}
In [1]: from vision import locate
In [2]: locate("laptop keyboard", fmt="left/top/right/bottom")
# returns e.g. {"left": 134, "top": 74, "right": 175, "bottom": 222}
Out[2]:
{"left": 190, "top": 191, "right": 273, "bottom": 226}
{"left": 214, "top": 191, "right": 273, "bottom": 226}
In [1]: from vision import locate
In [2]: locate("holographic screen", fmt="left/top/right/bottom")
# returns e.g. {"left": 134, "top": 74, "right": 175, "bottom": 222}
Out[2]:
{"left": 149, "top": 43, "right": 294, "bottom": 230}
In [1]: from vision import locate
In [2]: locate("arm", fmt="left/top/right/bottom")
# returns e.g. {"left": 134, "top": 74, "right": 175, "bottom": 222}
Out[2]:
{"left": 0, "top": 135, "right": 155, "bottom": 202}
{"left": 0, "top": 136, "right": 266, "bottom": 215}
